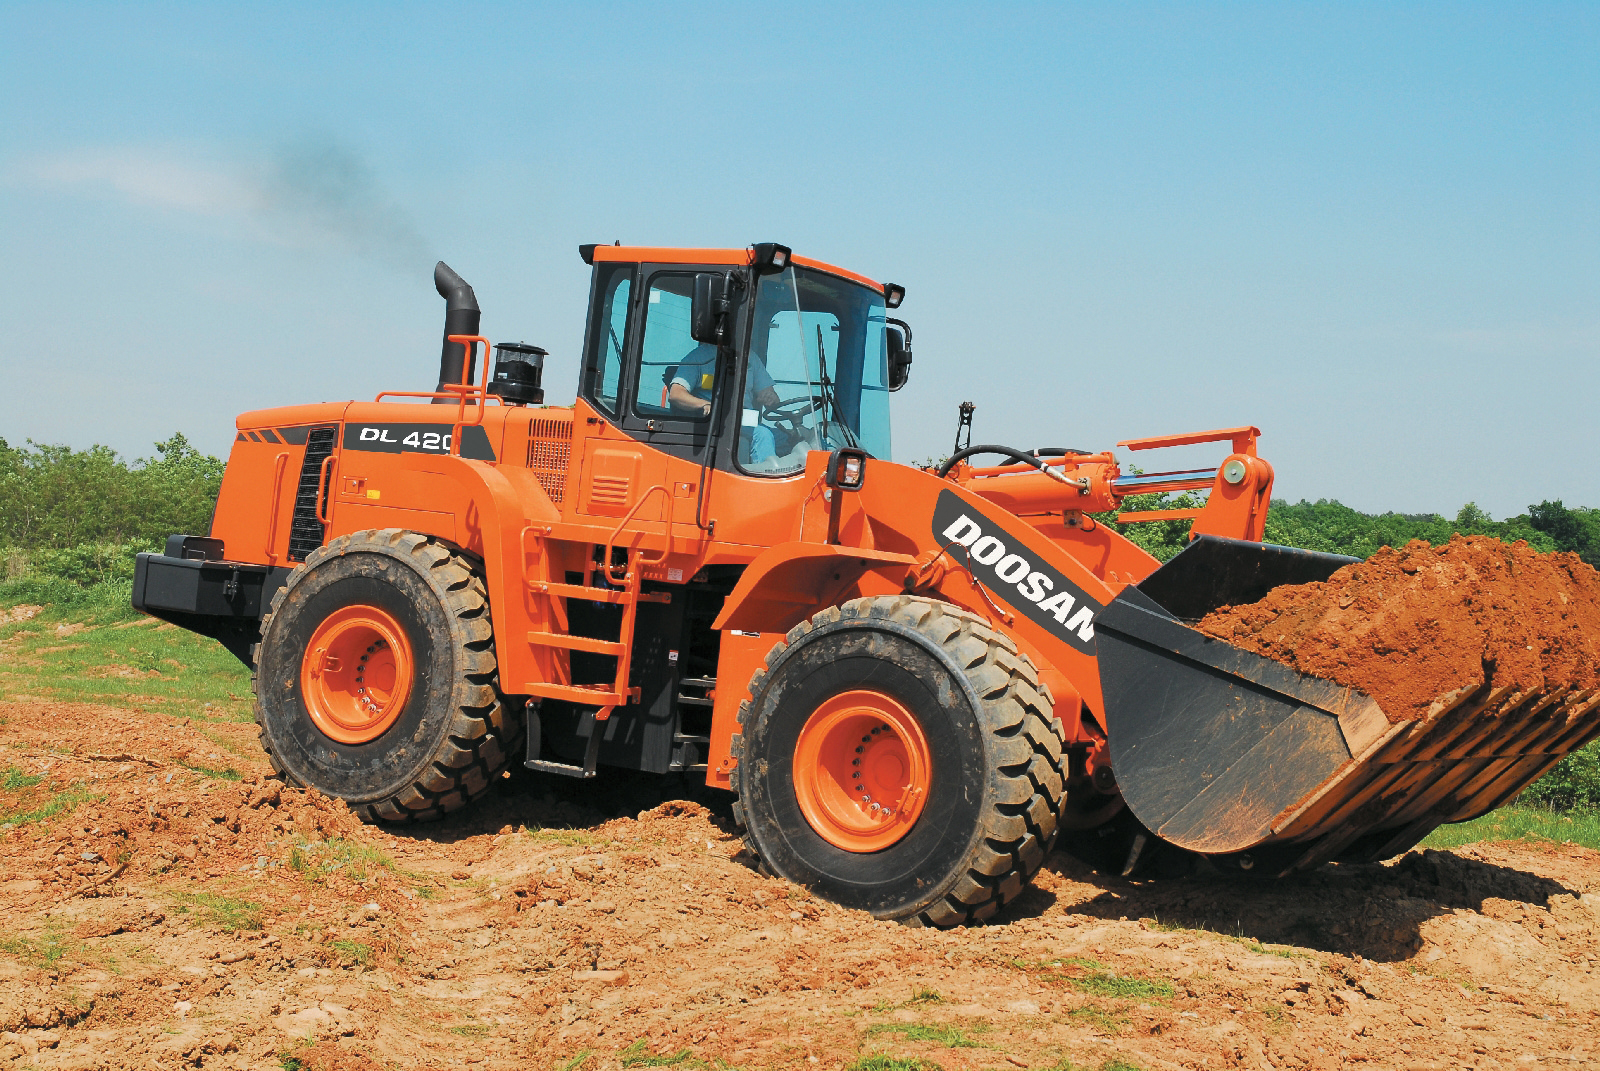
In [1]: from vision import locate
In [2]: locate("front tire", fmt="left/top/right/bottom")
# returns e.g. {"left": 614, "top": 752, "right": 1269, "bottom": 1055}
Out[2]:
{"left": 253, "top": 529, "right": 519, "bottom": 823}
{"left": 733, "top": 596, "right": 1066, "bottom": 926}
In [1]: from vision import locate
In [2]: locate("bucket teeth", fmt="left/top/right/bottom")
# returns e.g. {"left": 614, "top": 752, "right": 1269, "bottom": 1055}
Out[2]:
{"left": 1096, "top": 584, "right": 1600, "bottom": 872}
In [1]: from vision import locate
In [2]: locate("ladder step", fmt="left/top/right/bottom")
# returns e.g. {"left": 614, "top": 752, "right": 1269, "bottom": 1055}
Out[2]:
{"left": 527, "top": 631, "right": 625, "bottom": 656}
{"left": 528, "top": 580, "right": 670, "bottom": 604}
{"left": 527, "top": 683, "right": 631, "bottom": 706}
{"left": 526, "top": 758, "right": 598, "bottom": 780}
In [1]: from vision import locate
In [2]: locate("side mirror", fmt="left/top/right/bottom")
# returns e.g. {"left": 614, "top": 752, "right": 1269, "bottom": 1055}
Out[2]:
{"left": 886, "top": 319, "right": 913, "bottom": 391}
{"left": 690, "top": 273, "right": 731, "bottom": 344}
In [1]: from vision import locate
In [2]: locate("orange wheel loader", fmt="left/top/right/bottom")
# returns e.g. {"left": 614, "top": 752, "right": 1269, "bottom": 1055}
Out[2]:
{"left": 132, "top": 245, "right": 1600, "bottom": 925}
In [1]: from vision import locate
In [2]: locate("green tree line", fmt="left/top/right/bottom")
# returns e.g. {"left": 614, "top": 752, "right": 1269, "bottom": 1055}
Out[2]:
{"left": 1103, "top": 491, "right": 1600, "bottom": 567}
{"left": 0, "top": 434, "right": 223, "bottom": 585}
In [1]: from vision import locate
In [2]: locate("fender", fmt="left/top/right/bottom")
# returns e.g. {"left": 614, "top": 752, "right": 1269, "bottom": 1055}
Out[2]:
{"left": 712, "top": 542, "right": 916, "bottom": 635}
{"left": 388, "top": 451, "right": 543, "bottom": 688}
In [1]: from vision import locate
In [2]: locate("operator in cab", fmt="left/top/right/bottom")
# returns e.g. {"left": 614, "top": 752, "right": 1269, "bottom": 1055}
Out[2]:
{"left": 666, "top": 343, "right": 781, "bottom": 462}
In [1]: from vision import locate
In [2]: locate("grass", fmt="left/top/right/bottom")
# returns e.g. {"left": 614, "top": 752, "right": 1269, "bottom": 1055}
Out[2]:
{"left": 288, "top": 836, "right": 416, "bottom": 885}
{"left": 0, "top": 781, "right": 99, "bottom": 828}
{"left": 1069, "top": 972, "right": 1173, "bottom": 1000}
{"left": 1024, "top": 958, "right": 1174, "bottom": 1001}
{"left": 1235, "top": 938, "right": 1301, "bottom": 960}
{"left": 1146, "top": 916, "right": 1308, "bottom": 960}
{"left": 845, "top": 1058, "right": 942, "bottom": 1071}
{"left": 0, "top": 925, "right": 84, "bottom": 969}
{"left": 173, "top": 891, "right": 264, "bottom": 932}
{"left": 1422, "top": 805, "right": 1600, "bottom": 852}
{"left": 618, "top": 1039, "right": 707, "bottom": 1068}
{"left": 327, "top": 939, "right": 374, "bottom": 968}
{"left": 0, "top": 766, "right": 43, "bottom": 791}
{"left": 865, "top": 1023, "right": 985, "bottom": 1048}
{"left": 1067, "top": 1005, "right": 1128, "bottom": 1035}
{"left": 449, "top": 1023, "right": 490, "bottom": 1037}
{"left": 181, "top": 761, "right": 242, "bottom": 781}
{"left": 0, "top": 598, "right": 255, "bottom": 723}
{"left": 557, "top": 1053, "right": 595, "bottom": 1071}
{"left": 524, "top": 826, "right": 604, "bottom": 848}
{"left": 869, "top": 988, "right": 946, "bottom": 1013}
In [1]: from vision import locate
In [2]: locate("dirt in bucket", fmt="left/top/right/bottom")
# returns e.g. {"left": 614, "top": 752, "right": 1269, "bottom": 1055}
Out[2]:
{"left": 1197, "top": 535, "right": 1600, "bottom": 722}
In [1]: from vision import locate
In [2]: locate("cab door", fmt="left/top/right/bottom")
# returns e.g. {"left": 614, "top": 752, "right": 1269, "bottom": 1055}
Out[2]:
{"left": 616, "top": 266, "right": 730, "bottom": 466}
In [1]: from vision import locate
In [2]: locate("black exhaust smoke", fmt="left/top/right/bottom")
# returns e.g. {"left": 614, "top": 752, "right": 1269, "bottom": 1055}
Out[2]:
{"left": 433, "top": 261, "right": 480, "bottom": 400}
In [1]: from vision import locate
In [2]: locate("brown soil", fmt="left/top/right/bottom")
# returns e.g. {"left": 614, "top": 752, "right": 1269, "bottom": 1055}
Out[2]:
{"left": 1197, "top": 535, "right": 1600, "bottom": 721}
{"left": 2, "top": 699, "right": 1600, "bottom": 1069}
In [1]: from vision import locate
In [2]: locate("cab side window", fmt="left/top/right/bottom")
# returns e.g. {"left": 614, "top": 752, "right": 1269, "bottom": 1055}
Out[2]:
{"left": 634, "top": 274, "right": 713, "bottom": 420}
{"left": 584, "top": 263, "right": 632, "bottom": 416}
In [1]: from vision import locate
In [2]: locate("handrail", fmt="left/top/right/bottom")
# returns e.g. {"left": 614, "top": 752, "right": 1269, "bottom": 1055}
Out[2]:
{"left": 264, "top": 451, "right": 290, "bottom": 564}
{"left": 444, "top": 334, "right": 492, "bottom": 455}
{"left": 315, "top": 453, "right": 338, "bottom": 525}
{"left": 602, "top": 484, "right": 672, "bottom": 584}
{"left": 371, "top": 334, "right": 499, "bottom": 458}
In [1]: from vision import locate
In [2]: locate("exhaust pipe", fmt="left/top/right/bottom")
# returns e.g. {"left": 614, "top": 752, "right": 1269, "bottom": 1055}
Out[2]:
{"left": 433, "top": 261, "right": 480, "bottom": 400}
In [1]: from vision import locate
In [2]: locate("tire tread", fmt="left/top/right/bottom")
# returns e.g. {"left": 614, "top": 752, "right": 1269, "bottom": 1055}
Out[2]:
{"left": 252, "top": 528, "right": 521, "bottom": 824}
{"left": 733, "top": 594, "right": 1067, "bottom": 928}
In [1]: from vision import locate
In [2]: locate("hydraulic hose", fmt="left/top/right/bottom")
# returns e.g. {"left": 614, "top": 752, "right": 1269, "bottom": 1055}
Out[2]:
{"left": 935, "top": 445, "right": 1089, "bottom": 480}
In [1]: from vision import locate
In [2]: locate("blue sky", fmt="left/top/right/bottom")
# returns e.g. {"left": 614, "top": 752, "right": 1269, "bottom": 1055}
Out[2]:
{"left": 2, "top": 2, "right": 1594, "bottom": 519}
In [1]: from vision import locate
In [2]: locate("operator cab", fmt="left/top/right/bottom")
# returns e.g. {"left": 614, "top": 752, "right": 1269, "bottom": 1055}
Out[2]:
{"left": 578, "top": 244, "right": 906, "bottom": 476}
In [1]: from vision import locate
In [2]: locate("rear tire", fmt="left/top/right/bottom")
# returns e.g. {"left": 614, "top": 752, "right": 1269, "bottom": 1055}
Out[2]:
{"left": 733, "top": 595, "right": 1066, "bottom": 926}
{"left": 253, "top": 529, "right": 520, "bottom": 823}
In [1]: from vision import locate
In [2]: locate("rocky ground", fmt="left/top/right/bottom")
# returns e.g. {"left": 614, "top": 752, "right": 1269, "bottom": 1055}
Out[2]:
{"left": 1, "top": 685, "right": 1599, "bottom": 1069}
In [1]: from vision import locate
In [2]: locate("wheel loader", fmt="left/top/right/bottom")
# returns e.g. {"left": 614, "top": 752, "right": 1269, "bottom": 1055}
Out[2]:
{"left": 132, "top": 243, "right": 1600, "bottom": 926}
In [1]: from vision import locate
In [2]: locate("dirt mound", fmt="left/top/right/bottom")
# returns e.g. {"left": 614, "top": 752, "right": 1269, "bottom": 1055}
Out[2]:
{"left": 1198, "top": 535, "right": 1600, "bottom": 721}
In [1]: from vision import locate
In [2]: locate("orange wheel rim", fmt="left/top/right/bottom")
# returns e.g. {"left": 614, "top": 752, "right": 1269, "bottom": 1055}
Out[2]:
{"left": 299, "top": 604, "right": 414, "bottom": 745}
{"left": 792, "top": 689, "right": 932, "bottom": 852}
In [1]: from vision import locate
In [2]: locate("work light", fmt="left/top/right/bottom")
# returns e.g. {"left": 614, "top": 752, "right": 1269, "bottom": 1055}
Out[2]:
{"left": 826, "top": 448, "right": 868, "bottom": 491}
{"left": 751, "top": 242, "right": 792, "bottom": 275}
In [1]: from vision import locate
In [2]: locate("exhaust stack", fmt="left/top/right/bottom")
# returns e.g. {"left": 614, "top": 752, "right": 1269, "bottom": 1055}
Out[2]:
{"left": 433, "top": 261, "right": 481, "bottom": 400}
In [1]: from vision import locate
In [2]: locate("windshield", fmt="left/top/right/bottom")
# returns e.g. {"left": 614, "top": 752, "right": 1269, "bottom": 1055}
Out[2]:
{"left": 737, "top": 266, "right": 892, "bottom": 474}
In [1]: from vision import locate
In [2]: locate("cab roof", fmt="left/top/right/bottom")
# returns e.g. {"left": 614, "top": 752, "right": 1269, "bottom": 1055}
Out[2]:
{"left": 585, "top": 244, "right": 882, "bottom": 293}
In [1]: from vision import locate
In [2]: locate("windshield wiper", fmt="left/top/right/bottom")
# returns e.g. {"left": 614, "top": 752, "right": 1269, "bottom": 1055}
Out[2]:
{"left": 814, "top": 325, "right": 861, "bottom": 449}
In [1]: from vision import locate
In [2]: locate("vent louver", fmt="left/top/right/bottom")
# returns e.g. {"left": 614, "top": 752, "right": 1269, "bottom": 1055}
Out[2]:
{"left": 287, "top": 427, "right": 337, "bottom": 562}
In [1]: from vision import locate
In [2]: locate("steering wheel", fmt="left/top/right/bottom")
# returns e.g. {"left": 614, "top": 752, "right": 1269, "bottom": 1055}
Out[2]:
{"left": 761, "top": 395, "right": 828, "bottom": 433}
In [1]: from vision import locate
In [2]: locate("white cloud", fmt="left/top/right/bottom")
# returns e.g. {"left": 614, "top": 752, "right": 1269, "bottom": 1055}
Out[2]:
{"left": 13, "top": 141, "right": 432, "bottom": 269}
{"left": 23, "top": 148, "right": 260, "bottom": 216}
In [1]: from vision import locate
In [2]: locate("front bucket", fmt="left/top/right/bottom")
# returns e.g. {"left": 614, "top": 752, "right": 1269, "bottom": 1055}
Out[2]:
{"left": 1095, "top": 540, "right": 1600, "bottom": 873}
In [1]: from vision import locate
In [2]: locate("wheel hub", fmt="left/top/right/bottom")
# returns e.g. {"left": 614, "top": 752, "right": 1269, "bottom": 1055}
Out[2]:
{"left": 792, "top": 689, "right": 932, "bottom": 852}
{"left": 299, "top": 604, "right": 414, "bottom": 745}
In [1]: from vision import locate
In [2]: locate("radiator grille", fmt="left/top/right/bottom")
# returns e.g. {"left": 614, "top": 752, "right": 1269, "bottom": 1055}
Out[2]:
{"left": 287, "top": 426, "right": 337, "bottom": 562}
{"left": 526, "top": 417, "right": 573, "bottom": 504}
